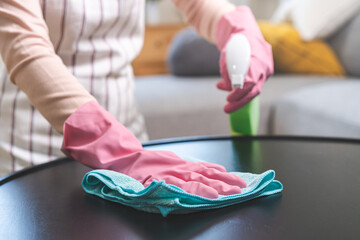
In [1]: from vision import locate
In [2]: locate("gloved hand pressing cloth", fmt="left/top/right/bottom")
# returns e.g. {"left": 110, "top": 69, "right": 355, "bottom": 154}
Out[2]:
{"left": 63, "top": 101, "right": 282, "bottom": 217}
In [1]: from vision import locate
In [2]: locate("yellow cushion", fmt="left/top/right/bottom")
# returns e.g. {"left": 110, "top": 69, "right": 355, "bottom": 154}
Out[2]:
{"left": 258, "top": 21, "right": 345, "bottom": 76}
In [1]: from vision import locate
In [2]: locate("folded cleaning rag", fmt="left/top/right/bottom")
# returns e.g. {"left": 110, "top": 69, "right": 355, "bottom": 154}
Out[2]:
{"left": 82, "top": 157, "right": 283, "bottom": 217}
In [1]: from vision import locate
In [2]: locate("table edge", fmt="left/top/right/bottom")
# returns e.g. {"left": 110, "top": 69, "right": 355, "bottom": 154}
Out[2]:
{"left": 1, "top": 135, "right": 359, "bottom": 186}
{"left": 142, "top": 135, "right": 360, "bottom": 146}
{"left": 0, "top": 157, "right": 73, "bottom": 186}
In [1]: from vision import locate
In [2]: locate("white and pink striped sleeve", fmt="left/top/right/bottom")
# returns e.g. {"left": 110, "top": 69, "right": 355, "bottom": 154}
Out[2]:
{"left": 172, "top": 0, "right": 235, "bottom": 42}
{"left": 0, "top": 0, "right": 95, "bottom": 134}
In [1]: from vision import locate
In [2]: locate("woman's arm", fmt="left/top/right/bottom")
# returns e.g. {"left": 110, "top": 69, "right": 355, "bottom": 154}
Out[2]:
{"left": 172, "top": 0, "right": 235, "bottom": 42}
{"left": 0, "top": 0, "right": 95, "bottom": 134}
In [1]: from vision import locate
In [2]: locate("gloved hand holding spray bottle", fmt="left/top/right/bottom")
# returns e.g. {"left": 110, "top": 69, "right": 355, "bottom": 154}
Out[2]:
{"left": 215, "top": 6, "right": 274, "bottom": 135}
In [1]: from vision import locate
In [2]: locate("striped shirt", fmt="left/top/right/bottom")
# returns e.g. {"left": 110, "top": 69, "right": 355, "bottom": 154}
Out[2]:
{"left": 0, "top": 0, "right": 235, "bottom": 176}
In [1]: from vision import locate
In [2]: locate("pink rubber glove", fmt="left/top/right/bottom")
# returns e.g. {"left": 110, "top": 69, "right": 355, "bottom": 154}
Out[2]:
{"left": 216, "top": 6, "right": 274, "bottom": 113}
{"left": 62, "top": 101, "right": 246, "bottom": 199}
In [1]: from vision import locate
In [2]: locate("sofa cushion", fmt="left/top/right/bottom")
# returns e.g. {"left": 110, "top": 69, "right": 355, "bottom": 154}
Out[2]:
{"left": 328, "top": 11, "right": 360, "bottom": 77}
{"left": 258, "top": 21, "right": 345, "bottom": 76}
{"left": 271, "top": 79, "right": 360, "bottom": 139}
{"left": 167, "top": 28, "right": 220, "bottom": 76}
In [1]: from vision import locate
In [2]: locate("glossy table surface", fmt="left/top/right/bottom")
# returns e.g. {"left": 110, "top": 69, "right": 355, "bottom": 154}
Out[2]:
{"left": 1, "top": 136, "right": 360, "bottom": 240}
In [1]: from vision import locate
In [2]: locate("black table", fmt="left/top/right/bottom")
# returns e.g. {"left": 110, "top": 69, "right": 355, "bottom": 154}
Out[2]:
{"left": 1, "top": 136, "right": 360, "bottom": 240}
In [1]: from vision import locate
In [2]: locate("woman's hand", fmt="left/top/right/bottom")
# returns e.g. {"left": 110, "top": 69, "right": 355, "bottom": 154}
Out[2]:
{"left": 62, "top": 101, "right": 246, "bottom": 199}
{"left": 216, "top": 6, "right": 274, "bottom": 113}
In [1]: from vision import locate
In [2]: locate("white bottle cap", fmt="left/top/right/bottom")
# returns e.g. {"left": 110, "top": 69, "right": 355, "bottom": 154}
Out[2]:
{"left": 225, "top": 34, "right": 251, "bottom": 89}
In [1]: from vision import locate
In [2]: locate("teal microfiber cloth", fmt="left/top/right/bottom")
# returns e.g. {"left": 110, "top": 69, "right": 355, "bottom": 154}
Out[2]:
{"left": 82, "top": 158, "right": 283, "bottom": 217}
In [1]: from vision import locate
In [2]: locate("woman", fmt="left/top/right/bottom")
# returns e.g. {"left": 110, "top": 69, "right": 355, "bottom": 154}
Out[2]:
{"left": 0, "top": 0, "right": 273, "bottom": 198}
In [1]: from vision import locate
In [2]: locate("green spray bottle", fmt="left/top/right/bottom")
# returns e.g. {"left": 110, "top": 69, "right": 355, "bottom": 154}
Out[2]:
{"left": 226, "top": 34, "right": 259, "bottom": 136}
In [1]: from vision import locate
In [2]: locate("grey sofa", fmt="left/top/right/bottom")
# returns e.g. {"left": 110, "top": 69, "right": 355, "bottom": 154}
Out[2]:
{"left": 135, "top": 11, "right": 360, "bottom": 141}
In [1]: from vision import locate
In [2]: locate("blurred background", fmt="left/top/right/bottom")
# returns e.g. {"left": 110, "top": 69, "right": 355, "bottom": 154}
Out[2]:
{"left": 134, "top": 0, "right": 360, "bottom": 141}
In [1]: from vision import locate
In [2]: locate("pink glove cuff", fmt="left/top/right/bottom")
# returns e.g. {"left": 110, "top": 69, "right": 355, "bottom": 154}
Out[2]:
{"left": 62, "top": 101, "right": 143, "bottom": 169}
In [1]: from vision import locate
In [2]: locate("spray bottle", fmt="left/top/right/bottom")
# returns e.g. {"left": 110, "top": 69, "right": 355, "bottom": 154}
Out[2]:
{"left": 226, "top": 34, "right": 259, "bottom": 136}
